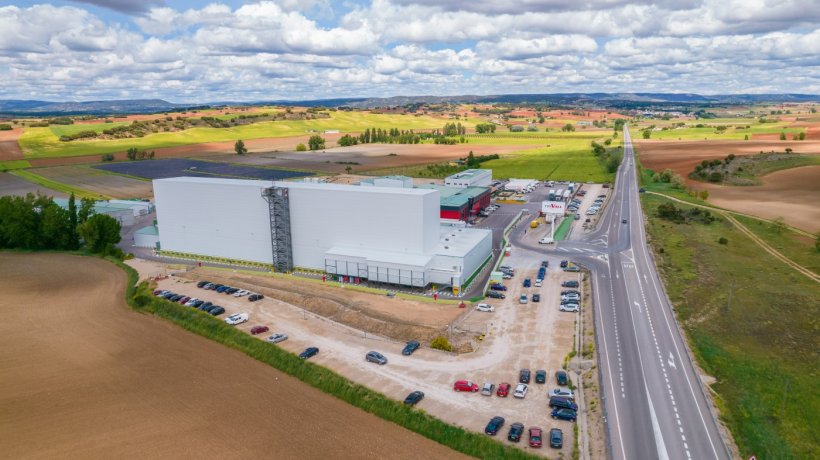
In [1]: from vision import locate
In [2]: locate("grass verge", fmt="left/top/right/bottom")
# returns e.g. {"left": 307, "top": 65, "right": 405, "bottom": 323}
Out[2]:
{"left": 641, "top": 193, "right": 819, "bottom": 460}
{"left": 112, "top": 260, "right": 539, "bottom": 459}
{"left": 9, "top": 169, "right": 107, "bottom": 199}
{"left": 0, "top": 160, "right": 31, "bottom": 170}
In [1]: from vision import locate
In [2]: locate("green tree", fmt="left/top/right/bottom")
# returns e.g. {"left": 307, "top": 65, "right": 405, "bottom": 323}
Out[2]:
{"left": 308, "top": 135, "right": 326, "bottom": 150}
{"left": 68, "top": 192, "right": 79, "bottom": 249}
{"left": 296, "top": 143, "right": 307, "bottom": 151}
{"left": 779, "top": 132, "right": 786, "bottom": 140}
{"left": 699, "top": 190, "right": 710, "bottom": 200}
{"left": 234, "top": 139, "right": 247, "bottom": 155}
{"left": 78, "top": 197, "right": 95, "bottom": 224}
{"left": 345, "top": 166, "right": 353, "bottom": 174}
{"left": 77, "top": 214, "right": 121, "bottom": 253}
{"left": 561, "top": 123, "right": 575, "bottom": 132}
{"left": 798, "top": 131, "right": 806, "bottom": 140}
{"left": 40, "top": 203, "right": 73, "bottom": 249}
{"left": 126, "top": 147, "right": 138, "bottom": 161}
{"left": 642, "top": 129, "right": 651, "bottom": 139}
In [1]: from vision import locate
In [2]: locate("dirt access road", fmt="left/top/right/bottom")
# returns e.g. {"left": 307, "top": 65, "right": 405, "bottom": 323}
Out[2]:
{"left": 0, "top": 253, "right": 466, "bottom": 460}
{"left": 146, "top": 246, "right": 578, "bottom": 458}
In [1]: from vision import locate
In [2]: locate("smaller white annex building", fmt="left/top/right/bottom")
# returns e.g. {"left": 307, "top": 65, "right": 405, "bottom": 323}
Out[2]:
{"left": 153, "top": 177, "right": 491, "bottom": 289}
{"left": 444, "top": 169, "right": 492, "bottom": 188}
{"left": 504, "top": 178, "right": 539, "bottom": 192}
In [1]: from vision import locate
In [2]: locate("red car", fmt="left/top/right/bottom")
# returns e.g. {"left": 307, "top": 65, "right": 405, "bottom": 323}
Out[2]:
{"left": 178, "top": 296, "right": 190, "bottom": 304}
{"left": 250, "top": 325, "right": 269, "bottom": 335}
{"left": 496, "top": 382, "right": 511, "bottom": 397}
{"left": 529, "top": 427, "right": 543, "bottom": 448}
{"left": 453, "top": 380, "right": 479, "bottom": 392}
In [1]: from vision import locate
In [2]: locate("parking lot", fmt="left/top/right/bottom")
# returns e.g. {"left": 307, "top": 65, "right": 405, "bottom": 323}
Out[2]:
{"left": 143, "top": 241, "right": 584, "bottom": 456}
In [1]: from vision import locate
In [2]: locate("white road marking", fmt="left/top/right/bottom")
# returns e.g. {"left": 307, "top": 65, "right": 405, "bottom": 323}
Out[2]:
{"left": 668, "top": 352, "right": 677, "bottom": 369}
{"left": 646, "top": 383, "right": 671, "bottom": 460}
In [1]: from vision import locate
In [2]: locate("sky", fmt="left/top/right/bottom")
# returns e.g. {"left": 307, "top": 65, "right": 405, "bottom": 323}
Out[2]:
{"left": 0, "top": 0, "right": 818, "bottom": 102}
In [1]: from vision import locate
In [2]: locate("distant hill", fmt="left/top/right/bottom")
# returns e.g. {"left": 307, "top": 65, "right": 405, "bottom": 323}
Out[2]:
{"left": 0, "top": 93, "right": 816, "bottom": 116}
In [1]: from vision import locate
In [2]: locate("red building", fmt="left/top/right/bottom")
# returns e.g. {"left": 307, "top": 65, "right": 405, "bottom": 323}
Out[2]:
{"left": 418, "top": 184, "right": 492, "bottom": 221}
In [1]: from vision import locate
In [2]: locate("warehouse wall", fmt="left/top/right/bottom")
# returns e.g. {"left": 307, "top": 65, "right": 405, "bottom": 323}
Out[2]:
{"left": 154, "top": 178, "right": 273, "bottom": 263}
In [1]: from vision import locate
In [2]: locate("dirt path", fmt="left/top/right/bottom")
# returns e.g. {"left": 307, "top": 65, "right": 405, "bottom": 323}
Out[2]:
{"left": 646, "top": 192, "right": 819, "bottom": 283}
{"left": 0, "top": 253, "right": 468, "bottom": 459}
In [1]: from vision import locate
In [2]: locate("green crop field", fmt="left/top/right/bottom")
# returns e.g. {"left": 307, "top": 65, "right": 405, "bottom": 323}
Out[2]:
{"left": 629, "top": 122, "right": 805, "bottom": 141}
{"left": 49, "top": 121, "right": 131, "bottom": 137}
{"left": 641, "top": 193, "right": 819, "bottom": 460}
{"left": 18, "top": 112, "right": 464, "bottom": 159}
{"left": 475, "top": 133, "right": 620, "bottom": 183}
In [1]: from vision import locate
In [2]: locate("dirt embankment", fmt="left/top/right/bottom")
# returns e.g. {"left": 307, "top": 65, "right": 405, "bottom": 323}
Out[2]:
{"left": 0, "top": 254, "right": 467, "bottom": 460}
{"left": 177, "top": 269, "right": 466, "bottom": 345}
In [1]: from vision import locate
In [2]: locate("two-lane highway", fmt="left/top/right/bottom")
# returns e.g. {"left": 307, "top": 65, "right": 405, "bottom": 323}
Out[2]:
{"left": 510, "top": 128, "right": 731, "bottom": 460}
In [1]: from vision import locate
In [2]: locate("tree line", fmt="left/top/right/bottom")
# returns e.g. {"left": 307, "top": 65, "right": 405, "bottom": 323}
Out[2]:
{"left": 0, "top": 192, "right": 122, "bottom": 255}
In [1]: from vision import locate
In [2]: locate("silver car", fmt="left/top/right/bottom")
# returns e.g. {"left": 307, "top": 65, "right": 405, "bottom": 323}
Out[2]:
{"left": 366, "top": 351, "right": 388, "bottom": 365}
{"left": 266, "top": 333, "right": 288, "bottom": 343}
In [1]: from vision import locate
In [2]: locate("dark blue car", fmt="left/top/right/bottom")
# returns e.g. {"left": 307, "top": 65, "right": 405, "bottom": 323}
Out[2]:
{"left": 485, "top": 416, "right": 505, "bottom": 435}
{"left": 551, "top": 408, "right": 577, "bottom": 422}
{"left": 402, "top": 340, "right": 420, "bottom": 356}
{"left": 299, "top": 347, "right": 319, "bottom": 359}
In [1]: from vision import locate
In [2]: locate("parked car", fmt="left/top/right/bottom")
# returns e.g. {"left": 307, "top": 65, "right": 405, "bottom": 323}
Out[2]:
{"left": 233, "top": 289, "right": 250, "bottom": 297}
{"left": 402, "top": 340, "right": 420, "bottom": 356}
{"left": 484, "top": 416, "right": 505, "bottom": 436}
{"left": 523, "top": 278, "right": 531, "bottom": 288}
{"left": 519, "top": 369, "right": 531, "bottom": 384}
{"left": 487, "top": 291, "right": 506, "bottom": 299}
{"left": 299, "top": 347, "right": 319, "bottom": 359}
{"left": 513, "top": 383, "right": 529, "bottom": 399}
{"left": 622, "top": 219, "right": 628, "bottom": 224}
{"left": 196, "top": 281, "right": 210, "bottom": 288}
{"left": 209, "top": 307, "right": 225, "bottom": 316}
{"left": 226, "top": 287, "right": 239, "bottom": 294}
{"left": 403, "top": 391, "right": 424, "bottom": 406}
{"left": 507, "top": 422, "right": 524, "bottom": 442}
{"left": 162, "top": 292, "right": 176, "bottom": 299}
{"left": 539, "top": 237, "right": 555, "bottom": 244}
{"left": 550, "top": 428, "right": 563, "bottom": 448}
{"left": 560, "top": 260, "right": 568, "bottom": 268}
{"left": 561, "top": 290, "right": 580, "bottom": 296}
{"left": 490, "top": 284, "right": 507, "bottom": 291}
{"left": 203, "top": 283, "right": 214, "bottom": 290}
{"left": 191, "top": 300, "right": 204, "bottom": 308}
{"left": 496, "top": 382, "right": 511, "bottom": 397}
{"left": 225, "top": 313, "right": 249, "bottom": 325}
{"left": 248, "top": 294, "right": 264, "bottom": 301}
{"left": 532, "top": 294, "right": 541, "bottom": 302}
{"left": 266, "top": 333, "right": 288, "bottom": 343}
{"left": 216, "top": 286, "right": 228, "bottom": 293}
{"left": 550, "top": 388, "right": 575, "bottom": 399}
{"left": 549, "top": 396, "right": 579, "bottom": 411}
{"left": 541, "top": 261, "right": 549, "bottom": 268}
{"left": 365, "top": 351, "right": 388, "bottom": 365}
{"left": 178, "top": 296, "right": 190, "bottom": 304}
{"left": 250, "top": 325, "right": 269, "bottom": 335}
{"left": 197, "top": 302, "right": 213, "bottom": 311}
{"left": 555, "top": 370, "right": 569, "bottom": 386}
{"left": 534, "top": 280, "right": 542, "bottom": 288}
{"left": 202, "top": 304, "right": 220, "bottom": 313}
{"left": 481, "top": 382, "right": 495, "bottom": 396}
{"left": 453, "top": 380, "right": 479, "bottom": 392}
{"left": 551, "top": 408, "right": 577, "bottom": 422}
{"left": 476, "top": 303, "right": 495, "bottom": 312}
{"left": 529, "top": 427, "right": 543, "bottom": 448}
{"left": 184, "top": 298, "right": 199, "bottom": 306}
{"left": 562, "top": 280, "right": 579, "bottom": 288}
{"left": 561, "top": 294, "right": 580, "bottom": 302}
{"left": 519, "top": 294, "right": 528, "bottom": 304}
{"left": 564, "top": 265, "right": 580, "bottom": 272}
{"left": 560, "top": 304, "right": 580, "bottom": 313}
{"left": 169, "top": 294, "right": 183, "bottom": 302}
{"left": 535, "top": 370, "right": 547, "bottom": 384}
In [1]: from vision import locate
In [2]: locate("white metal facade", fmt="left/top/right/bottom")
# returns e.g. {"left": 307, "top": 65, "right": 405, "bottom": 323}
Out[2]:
{"left": 444, "top": 169, "right": 492, "bottom": 188}
{"left": 153, "top": 177, "right": 490, "bottom": 288}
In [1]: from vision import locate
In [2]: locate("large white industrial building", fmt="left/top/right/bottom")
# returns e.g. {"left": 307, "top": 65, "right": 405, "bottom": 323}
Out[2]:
{"left": 153, "top": 177, "right": 492, "bottom": 289}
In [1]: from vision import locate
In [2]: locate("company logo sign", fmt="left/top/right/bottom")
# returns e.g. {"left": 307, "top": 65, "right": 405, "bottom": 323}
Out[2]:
{"left": 541, "top": 200, "right": 566, "bottom": 215}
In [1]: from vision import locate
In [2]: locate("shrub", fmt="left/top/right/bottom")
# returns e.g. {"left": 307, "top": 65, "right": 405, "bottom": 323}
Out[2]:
{"left": 101, "top": 153, "right": 115, "bottom": 162}
{"left": 0, "top": 123, "right": 11, "bottom": 131}
{"left": 718, "top": 237, "right": 728, "bottom": 245}
{"left": 430, "top": 336, "right": 453, "bottom": 352}
{"left": 708, "top": 172, "right": 723, "bottom": 182}
{"left": 296, "top": 143, "right": 307, "bottom": 151}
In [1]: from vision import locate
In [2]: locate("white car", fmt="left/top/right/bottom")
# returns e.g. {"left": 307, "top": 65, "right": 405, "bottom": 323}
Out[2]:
{"left": 225, "top": 312, "right": 249, "bottom": 325}
{"left": 534, "top": 280, "right": 543, "bottom": 287}
{"left": 476, "top": 303, "right": 495, "bottom": 312}
{"left": 561, "top": 294, "right": 581, "bottom": 302}
{"left": 550, "top": 388, "right": 575, "bottom": 399}
{"left": 539, "top": 237, "right": 555, "bottom": 245}
{"left": 560, "top": 304, "right": 580, "bottom": 312}
{"left": 184, "top": 298, "right": 199, "bottom": 306}
{"left": 513, "top": 383, "right": 529, "bottom": 399}
{"left": 233, "top": 289, "right": 250, "bottom": 297}
{"left": 266, "top": 333, "right": 288, "bottom": 343}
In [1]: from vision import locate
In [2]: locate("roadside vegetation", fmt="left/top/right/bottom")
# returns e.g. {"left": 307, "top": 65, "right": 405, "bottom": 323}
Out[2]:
{"left": 640, "top": 192, "right": 819, "bottom": 459}
{"left": 629, "top": 120, "right": 806, "bottom": 141}
{"left": 117, "top": 262, "right": 539, "bottom": 460}
{"left": 688, "top": 151, "right": 820, "bottom": 186}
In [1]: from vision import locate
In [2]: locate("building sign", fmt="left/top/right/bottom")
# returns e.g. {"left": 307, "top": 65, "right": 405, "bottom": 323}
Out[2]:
{"left": 541, "top": 200, "right": 566, "bottom": 215}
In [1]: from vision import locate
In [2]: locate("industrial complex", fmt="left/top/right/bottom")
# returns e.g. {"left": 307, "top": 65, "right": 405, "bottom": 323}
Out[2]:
{"left": 153, "top": 176, "right": 493, "bottom": 290}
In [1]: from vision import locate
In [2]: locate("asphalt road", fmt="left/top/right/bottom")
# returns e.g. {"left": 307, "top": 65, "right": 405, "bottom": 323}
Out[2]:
{"left": 511, "top": 129, "right": 731, "bottom": 460}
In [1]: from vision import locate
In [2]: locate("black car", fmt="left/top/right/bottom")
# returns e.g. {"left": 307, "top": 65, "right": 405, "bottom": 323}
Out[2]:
{"left": 402, "top": 340, "right": 420, "bottom": 356}
{"left": 162, "top": 292, "right": 176, "bottom": 299}
{"left": 560, "top": 260, "right": 568, "bottom": 268}
{"left": 169, "top": 294, "right": 183, "bottom": 302}
{"left": 622, "top": 219, "right": 628, "bottom": 224}
{"left": 535, "top": 369, "right": 547, "bottom": 384}
{"left": 484, "top": 416, "right": 505, "bottom": 436}
{"left": 519, "top": 368, "right": 531, "bottom": 384}
{"left": 561, "top": 280, "right": 579, "bottom": 288}
{"left": 197, "top": 280, "right": 210, "bottom": 288}
{"left": 191, "top": 300, "right": 204, "bottom": 308}
{"left": 507, "top": 422, "right": 524, "bottom": 442}
{"left": 562, "top": 290, "right": 580, "bottom": 296}
{"left": 197, "top": 301, "right": 213, "bottom": 310}
{"left": 209, "top": 306, "right": 225, "bottom": 316}
{"left": 532, "top": 294, "right": 541, "bottom": 302}
{"left": 541, "top": 261, "right": 549, "bottom": 268}
{"left": 551, "top": 408, "right": 577, "bottom": 422}
{"left": 248, "top": 294, "right": 264, "bottom": 302}
{"left": 556, "top": 370, "right": 569, "bottom": 386}
{"left": 550, "top": 428, "right": 563, "bottom": 448}
{"left": 202, "top": 304, "right": 219, "bottom": 313}
{"left": 403, "top": 391, "right": 425, "bottom": 406}
{"left": 299, "top": 347, "right": 319, "bottom": 359}
{"left": 226, "top": 287, "right": 239, "bottom": 294}
{"left": 490, "top": 284, "right": 507, "bottom": 291}
{"left": 549, "top": 396, "right": 579, "bottom": 411}
{"left": 486, "top": 291, "right": 505, "bottom": 299}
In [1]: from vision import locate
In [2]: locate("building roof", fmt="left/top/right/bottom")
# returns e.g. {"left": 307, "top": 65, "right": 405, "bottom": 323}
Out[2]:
{"left": 434, "top": 227, "right": 491, "bottom": 259}
{"left": 154, "top": 176, "right": 435, "bottom": 196}
{"left": 53, "top": 198, "right": 135, "bottom": 214}
{"left": 135, "top": 225, "right": 159, "bottom": 236}
{"left": 417, "top": 184, "right": 488, "bottom": 209}
{"left": 446, "top": 169, "right": 490, "bottom": 181}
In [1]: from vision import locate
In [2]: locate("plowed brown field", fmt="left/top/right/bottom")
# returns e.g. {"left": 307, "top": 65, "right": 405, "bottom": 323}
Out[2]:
{"left": 0, "top": 128, "right": 24, "bottom": 161}
{"left": 0, "top": 254, "right": 467, "bottom": 460}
